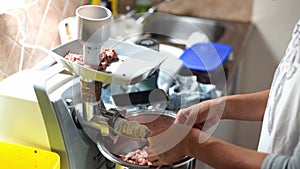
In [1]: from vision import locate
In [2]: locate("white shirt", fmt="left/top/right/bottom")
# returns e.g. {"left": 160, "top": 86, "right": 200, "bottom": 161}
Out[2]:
{"left": 258, "top": 19, "right": 300, "bottom": 155}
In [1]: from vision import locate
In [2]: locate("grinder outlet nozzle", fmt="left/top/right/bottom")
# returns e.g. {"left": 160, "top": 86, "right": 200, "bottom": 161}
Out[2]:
{"left": 113, "top": 118, "right": 151, "bottom": 139}
{"left": 100, "top": 108, "right": 151, "bottom": 139}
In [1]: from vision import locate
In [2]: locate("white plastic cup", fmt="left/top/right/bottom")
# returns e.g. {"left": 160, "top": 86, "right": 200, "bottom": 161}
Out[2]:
{"left": 76, "top": 5, "right": 112, "bottom": 67}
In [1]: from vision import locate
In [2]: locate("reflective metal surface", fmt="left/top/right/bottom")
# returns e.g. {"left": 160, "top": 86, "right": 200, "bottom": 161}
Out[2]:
{"left": 96, "top": 110, "right": 195, "bottom": 169}
{"left": 143, "top": 13, "right": 225, "bottom": 44}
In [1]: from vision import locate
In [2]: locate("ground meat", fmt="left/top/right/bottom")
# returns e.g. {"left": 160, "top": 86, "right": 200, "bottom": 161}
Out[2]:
{"left": 119, "top": 147, "right": 152, "bottom": 166}
{"left": 64, "top": 52, "right": 84, "bottom": 65}
{"left": 64, "top": 48, "right": 118, "bottom": 71}
{"left": 98, "top": 48, "right": 119, "bottom": 71}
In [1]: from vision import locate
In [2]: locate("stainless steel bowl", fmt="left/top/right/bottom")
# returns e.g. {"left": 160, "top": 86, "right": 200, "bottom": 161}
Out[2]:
{"left": 97, "top": 110, "right": 195, "bottom": 169}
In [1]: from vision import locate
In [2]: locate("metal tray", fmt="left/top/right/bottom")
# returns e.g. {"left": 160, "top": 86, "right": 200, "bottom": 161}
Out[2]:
{"left": 51, "top": 39, "right": 167, "bottom": 85}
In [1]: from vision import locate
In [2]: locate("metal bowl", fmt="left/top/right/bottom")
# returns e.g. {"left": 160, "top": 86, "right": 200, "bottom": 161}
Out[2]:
{"left": 97, "top": 110, "right": 195, "bottom": 169}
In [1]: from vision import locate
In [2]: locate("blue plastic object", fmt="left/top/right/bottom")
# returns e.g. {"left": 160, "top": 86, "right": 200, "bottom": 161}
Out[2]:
{"left": 179, "top": 43, "right": 232, "bottom": 72}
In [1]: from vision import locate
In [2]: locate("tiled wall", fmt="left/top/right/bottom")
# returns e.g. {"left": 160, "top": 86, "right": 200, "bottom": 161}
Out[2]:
{"left": 0, "top": 0, "right": 88, "bottom": 79}
{"left": 0, "top": 0, "right": 252, "bottom": 79}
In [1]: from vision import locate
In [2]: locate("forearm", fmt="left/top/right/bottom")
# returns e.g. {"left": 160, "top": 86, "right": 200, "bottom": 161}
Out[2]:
{"left": 222, "top": 89, "right": 270, "bottom": 121}
{"left": 186, "top": 129, "right": 268, "bottom": 169}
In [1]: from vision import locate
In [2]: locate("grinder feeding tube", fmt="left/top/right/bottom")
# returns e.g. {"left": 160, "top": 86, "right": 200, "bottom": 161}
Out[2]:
{"left": 76, "top": 5, "right": 111, "bottom": 125}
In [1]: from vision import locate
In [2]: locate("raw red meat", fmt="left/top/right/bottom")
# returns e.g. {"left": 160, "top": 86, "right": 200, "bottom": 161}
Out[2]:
{"left": 98, "top": 48, "right": 119, "bottom": 71}
{"left": 64, "top": 52, "right": 84, "bottom": 65}
{"left": 119, "top": 147, "right": 152, "bottom": 166}
{"left": 64, "top": 48, "right": 119, "bottom": 71}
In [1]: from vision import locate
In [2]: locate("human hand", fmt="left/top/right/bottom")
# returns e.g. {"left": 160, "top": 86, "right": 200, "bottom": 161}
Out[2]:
{"left": 174, "top": 98, "right": 225, "bottom": 131}
{"left": 146, "top": 123, "right": 194, "bottom": 166}
{"left": 146, "top": 123, "right": 203, "bottom": 167}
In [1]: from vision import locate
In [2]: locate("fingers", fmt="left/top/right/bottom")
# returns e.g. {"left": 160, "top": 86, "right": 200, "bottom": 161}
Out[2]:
{"left": 146, "top": 154, "right": 157, "bottom": 164}
{"left": 174, "top": 108, "right": 190, "bottom": 124}
{"left": 146, "top": 147, "right": 169, "bottom": 166}
{"left": 177, "top": 112, "right": 198, "bottom": 127}
{"left": 147, "top": 155, "right": 167, "bottom": 167}
{"left": 146, "top": 149, "right": 163, "bottom": 166}
{"left": 150, "top": 160, "right": 162, "bottom": 167}
{"left": 147, "top": 152, "right": 178, "bottom": 167}
{"left": 174, "top": 116, "right": 186, "bottom": 124}
{"left": 146, "top": 124, "right": 192, "bottom": 167}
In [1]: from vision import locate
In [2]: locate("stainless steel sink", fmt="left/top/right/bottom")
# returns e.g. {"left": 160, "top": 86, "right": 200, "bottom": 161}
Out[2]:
{"left": 142, "top": 13, "right": 225, "bottom": 45}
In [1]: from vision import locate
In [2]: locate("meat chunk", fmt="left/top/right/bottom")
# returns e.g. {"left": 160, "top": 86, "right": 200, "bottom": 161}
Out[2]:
{"left": 119, "top": 147, "right": 152, "bottom": 166}
{"left": 64, "top": 48, "right": 119, "bottom": 71}
{"left": 98, "top": 48, "right": 119, "bottom": 71}
{"left": 64, "top": 52, "right": 83, "bottom": 65}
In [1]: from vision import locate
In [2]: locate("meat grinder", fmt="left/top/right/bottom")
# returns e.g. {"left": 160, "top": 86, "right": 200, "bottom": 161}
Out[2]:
{"left": 32, "top": 5, "right": 167, "bottom": 167}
